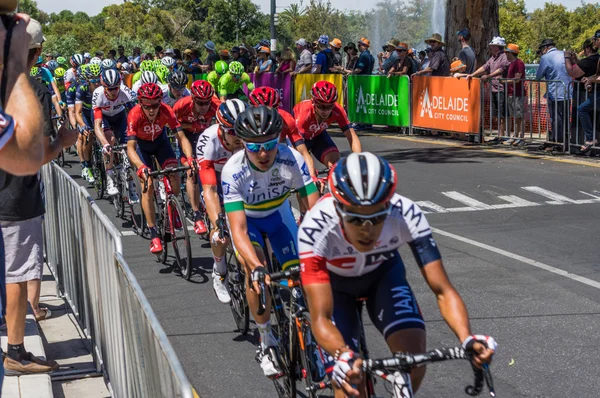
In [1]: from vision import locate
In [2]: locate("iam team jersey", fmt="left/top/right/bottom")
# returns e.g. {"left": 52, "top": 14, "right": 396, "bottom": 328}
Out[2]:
{"left": 293, "top": 100, "right": 350, "bottom": 140}
{"left": 92, "top": 85, "right": 136, "bottom": 119}
{"left": 173, "top": 96, "right": 220, "bottom": 134}
{"left": 196, "top": 124, "right": 236, "bottom": 186}
{"left": 221, "top": 144, "right": 317, "bottom": 218}
{"left": 299, "top": 194, "right": 440, "bottom": 284}
{"left": 126, "top": 103, "right": 180, "bottom": 141}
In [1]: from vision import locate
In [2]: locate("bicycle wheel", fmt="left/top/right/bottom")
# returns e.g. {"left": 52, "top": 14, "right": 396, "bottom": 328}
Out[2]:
{"left": 112, "top": 172, "right": 125, "bottom": 219}
{"left": 226, "top": 250, "right": 249, "bottom": 334}
{"left": 156, "top": 192, "right": 168, "bottom": 264}
{"left": 297, "top": 311, "right": 330, "bottom": 397}
{"left": 91, "top": 146, "right": 105, "bottom": 199}
{"left": 168, "top": 196, "right": 192, "bottom": 279}
{"left": 270, "top": 286, "right": 296, "bottom": 398}
{"left": 127, "top": 168, "right": 146, "bottom": 236}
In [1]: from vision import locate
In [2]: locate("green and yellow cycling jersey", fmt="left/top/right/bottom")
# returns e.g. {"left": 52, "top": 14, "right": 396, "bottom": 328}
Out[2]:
{"left": 131, "top": 71, "right": 142, "bottom": 86}
{"left": 207, "top": 71, "right": 223, "bottom": 90}
{"left": 217, "top": 71, "right": 254, "bottom": 98}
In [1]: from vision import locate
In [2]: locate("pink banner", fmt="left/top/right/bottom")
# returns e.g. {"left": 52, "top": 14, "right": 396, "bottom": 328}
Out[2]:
{"left": 245, "top": 73, "right": 293, "bottom": 112}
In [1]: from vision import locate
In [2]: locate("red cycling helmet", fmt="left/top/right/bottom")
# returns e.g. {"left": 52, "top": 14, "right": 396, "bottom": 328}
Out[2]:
{"left": 249, "top": 86, "right": 280, "bottom": 108}
{"left": 137, "top": 83, "right": 163, "bottom": 102}
{"left": 191, "top": 80, "right": 214, "bottom": 100}
{"left": 311, "top": 81, "right": 338, "bottom": 104}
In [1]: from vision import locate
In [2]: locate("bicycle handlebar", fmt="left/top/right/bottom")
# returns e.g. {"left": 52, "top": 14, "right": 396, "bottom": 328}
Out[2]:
{"left": 217, "top": 213, "right": 228, "bottom": 240}
{"left": 142, "top": 165, "right": 191, "bottom": 193}
{"left": 268, "top": 266, "right": 300, "bottom": 283}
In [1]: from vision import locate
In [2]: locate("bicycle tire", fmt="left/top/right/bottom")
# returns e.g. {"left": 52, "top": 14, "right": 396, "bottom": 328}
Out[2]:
{"left": 156, "top": 189, "right": 168, "bottom": 264}
{"left": 168, "top": 196, "right": 193, "bottom": 279}
{"left": 226, "top": 250, "right": 249, "bottom": 334}
{"left": 297, "top": 311, "right": 330, "bottom": 398}
{"left": 91, "top": 146, "right": 106, "bottom": 200}
{"left": 127, "top": 168, "right": 146, "bottom": 236}
{"left": 112, "top": 170, "right": 125, "bottom": 219}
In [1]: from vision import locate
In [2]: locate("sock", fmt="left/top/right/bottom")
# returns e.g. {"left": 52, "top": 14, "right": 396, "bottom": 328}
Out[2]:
{"left": 213, "top": 255, "right": 227, "bottom": 276}
{"left": 82, "top": 160, "right": 90, "bottom": 168}
{"left": 194, "top": 210, "right": 202, "bottom": 221}
{"left": 7, "top": 343, "right": 27, "bottom": 361}
{"left": 81, "top": 161, "right": 86, "bottom": 168}
{"left": 256, "top": 321, "right": 275, "bottom": 350}
{"left": 150, "top": 227, "right": 159, "bottom": 239}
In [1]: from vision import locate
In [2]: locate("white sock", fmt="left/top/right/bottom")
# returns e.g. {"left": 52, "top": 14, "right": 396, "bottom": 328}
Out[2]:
{"left": 256, "top": 321, "right": 275, "bottom": 349}
{"left": 213, "top": 255, "right": 227, "bottom": 276}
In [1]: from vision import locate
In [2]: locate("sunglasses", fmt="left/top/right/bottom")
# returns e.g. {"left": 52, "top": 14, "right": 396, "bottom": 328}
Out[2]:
{"left": 315, "top": 103, "right": 335, "bottom": 111}
{"left": 232, "top": 74, "right": 242, "bottom": 79}
{"left": 141, "top": 102, "right": 161, "bottom": 110}
{"left": 88, "top": 78, "right": 100, "bottom": 84}
{"left": 171, "top": 85, "right": 186, "bottom": 91}
{"left": 243, "top": 137, "right": 279, "bottom": 153}
{"left": 194, "top": 99, "right": 211, "bottom": 106}
{"left": 336, "top": 204, "right": 390, "bottom": 226}
{"left": 106, "top": 86, "right": 120, "bottom": 92}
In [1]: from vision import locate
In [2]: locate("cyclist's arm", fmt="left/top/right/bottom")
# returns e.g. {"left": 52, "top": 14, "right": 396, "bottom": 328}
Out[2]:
{"left": 295, "top": 143, "right": 316, "bottom": 179}
{"left": 68, "top": 105, "right": 78, "bottom": 130}
{"left": 303, "top": 282, "right": 348, "bottom": 355}
{"left": 242, "top": 73, "right": 255, "bottom": 91}
{"left": 126, "top": 138, "right": 145, "bottom": 170}
{"left": 74, "top": 103, "right": 86, "bottom": 130}
{"left": 50, "top": 80, "right": 61, "bottom": 101}
{"left": 227, "top": 210, "right": 263, "bottom": 271}
{"left": 94, "top": 114, "right": 109, "bottom": 146}
{"left": 52, "top": 95, "right": 63, "bottom": 118}
{"left": 342, "top": 127, "right": 362, "bottom": 152}
{"left": 203, "top": 183, "right": 221, "bottom": 228}
{"left": 291, "top": 148, "right": 319, "bottom": 209}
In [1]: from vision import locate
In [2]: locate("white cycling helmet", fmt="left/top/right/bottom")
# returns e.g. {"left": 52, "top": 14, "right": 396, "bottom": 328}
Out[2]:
{"left": 101, "top": 59, "right": 116, "bottom": 71}
{"left": 140, "top": 71, "right": 158, "bottom": 85}
{"left": 216, "top": 99, "right": 247, "bottom": 128}
{"left": 161, "top": 56, "right": 175, "bottom": 68}
{"left": 90, "top": 57, "right": 102, "bottom": 65}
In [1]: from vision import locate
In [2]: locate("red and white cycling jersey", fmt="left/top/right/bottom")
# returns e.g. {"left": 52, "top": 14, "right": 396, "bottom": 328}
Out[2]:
{"left": 279, "top": 108, "right": 304, "bottom": 146}
{"left": 126, "top": 103, "right": 180, "bottom": 141}
{"left": 92, "top": 85, "right": 136, "bottom": 119}
{"left": 173, "top": 96, "right": 220, "bottom": 134}
{"left": 196, "top": 124, "right": 237, "bottom": 186}
{"left": 299, "top": 193, "right": 435, "bottom": 284}
{"left": 293, "top": 100, "right": 350, "bottom": 140}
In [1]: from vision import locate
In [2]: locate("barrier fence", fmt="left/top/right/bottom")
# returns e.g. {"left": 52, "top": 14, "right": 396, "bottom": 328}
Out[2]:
{"left": 41, "top": 162, "right": 193, "bottom": 398}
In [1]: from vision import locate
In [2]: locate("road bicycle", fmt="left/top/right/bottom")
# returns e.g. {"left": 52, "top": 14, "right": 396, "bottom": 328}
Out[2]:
{"left": 109, "top": 144, "right": 142, "bottom": 224}
{"left": 142, "top": 165, "right": 194, "bottom": 279}
{"left": 90, "top": 137, "right": 106, "bottom": 199}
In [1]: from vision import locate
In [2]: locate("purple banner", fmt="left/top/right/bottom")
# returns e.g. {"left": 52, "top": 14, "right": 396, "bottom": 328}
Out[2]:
{"left": 244, "top": 73, "right": 293, "bottom": 112}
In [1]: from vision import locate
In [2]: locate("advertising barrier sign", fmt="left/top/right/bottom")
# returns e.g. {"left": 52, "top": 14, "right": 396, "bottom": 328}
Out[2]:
{"left": 411, "top": 76, "right": 481, "bottom": 133}
{"left": 187, "top": 73, "right": 208, "bottom": 89}
{"left": 294, "top": 73, "right": 344, "bottom": 106}
{"left": 346, "top": 75, "right": 410, "bottom": 127}
{"left": 244, "top": 73, "right": 293, "bottom": 112}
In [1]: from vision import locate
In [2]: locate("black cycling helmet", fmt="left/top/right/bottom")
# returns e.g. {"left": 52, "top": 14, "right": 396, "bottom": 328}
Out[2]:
{"left": 168, "top": 70, "right": 188, "bottom": 86}
{"left": 234, "top": 105, "right": 283, "bottom": 140}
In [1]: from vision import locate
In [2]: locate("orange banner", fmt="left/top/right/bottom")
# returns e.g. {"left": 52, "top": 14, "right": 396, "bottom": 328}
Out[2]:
{"left": 123, "top": 74, "right": 133, "bottom": 89}
{"left": 411, "top": 76, "right": 481, "bottom": 134}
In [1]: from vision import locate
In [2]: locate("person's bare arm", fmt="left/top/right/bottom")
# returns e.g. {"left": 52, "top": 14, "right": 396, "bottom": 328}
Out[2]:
{"left": 343, "top": 128, "right": 362, "bottom": 153}
{"left": 228, "top": 210, "right": 263, "bottom": 271}
{"left": 94, "top": 117, "right": 110, "bottom": 147}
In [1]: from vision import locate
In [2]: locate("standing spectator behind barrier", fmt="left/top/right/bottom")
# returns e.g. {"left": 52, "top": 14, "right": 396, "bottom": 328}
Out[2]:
{"left": 255, "top": 47, "right": 273, "bottom": 74}
{"left": 505, "top": 44, "right": 526, "bottom": 146}
{"left": 340, "top": 42, "right": 358, "bottom": 75}
{"left": 456, "top": 28, "right": 477, "bottom": 74}
{"left": 459, "top": 37, "right": 510, "bottom": 139}
{"left": 536, "top": 38, "right": 571, "bottom": 150}
{"left": 378, "top": 39, "right": 400, "bottom": 75}
{"left": 276, "top": 47, "right": 296, "bottom": 75}
{"left": 291, "top": 38, "right": 313, "bottom": 76}
{"left": 351, "top": 37, "right": 374, "bottom": 75}
{"left": 204, "top": 41, "right": 219, "bottom": 71}
{"left": 415, "top": 34, "right": 450, "bottom": 77}
{"left": 387, "top": 43, "right": 413, "bottom": 77}
{"left": 330, "top": 38, "right": 343, "bottom": 72}
{"left": 314, "top": 35, "right": 334, "bottom": 74}
{"left": 576, "top": 31, "right": 600, "bottom": 153}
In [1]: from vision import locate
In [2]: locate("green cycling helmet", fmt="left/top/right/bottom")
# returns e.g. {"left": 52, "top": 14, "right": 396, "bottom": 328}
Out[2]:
{"left": 155, "top": 65, "right": 169, "bottom": 83}
{"left": 30, "top": 66, "right": 41, "bottom": 79}
{"left": 229, "top": 61, "right": 244, "bottom": 75}
{"left": 215, "top": 60, "right": 228, "bottom": 75}
{"left": 152, "top": 59, "right": 162, "bottom": 69}
{"left": 140, "top": 60, "right": 155, "bottom": 72}
{"left": 86, "top": 63, "right": 101, "bottom": 78}
{"left": 54, "top": 67, "right": 66, "bottom": 78}
{"left": 56, "top": 56, "right": 67, "bottom": 65}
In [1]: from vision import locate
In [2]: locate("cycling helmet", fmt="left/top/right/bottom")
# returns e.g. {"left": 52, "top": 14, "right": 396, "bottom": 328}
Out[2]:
{"left": 152, "top": 59, "right": 162, "bottom": 69}
{"left": 86, "top": 63, "right": 101, "bottom": 79}
{"left": 54, "top": 67, "right": 66, "bottom": 78}
{"left": 311, "top": 81, "right": 338, "bottom": 104}
{"left": 140, "top": 71, "right": 158, "bottom": 85}
{"left": 57, "top": 56, "right": 67, "bottom": 66}
{"left": 216, "top": 99, "right": 246, "bottom": 128}
{"left": 47, "top": 60, "right": 59, "bottom": 72}
{"left": 249, "top": 87, "right": 280, "bottom": 108}
{"left": 155, "top": 65, "right": 169, "bottom": 83}
{"left": 90, "top": 57, "right": 102, "bottom": 65}
{"left": 76, "top": 66, "right": 86, "bottom": 81}
{"left": 329, "top": 152, "right": 397, "bottom": 207}
{"left": 260, "top": 39, "right": 270, "bottom": 47}
{"left": 234, "top": 105, "right": 283, "bottom": 140}
{"left": 215, "top": 60, "right": 228, "bottom": 75}
{"left": 30, "top": 66, "right": 42, "bottom": 79}
{"left": 101, "top": 59, "right": 116, "bottom": 71}
{"left": 168, "top": 70, "right": 188, "bottom": 86}
{"left": 71, "top": 54, "right": 84, "bottom": 67}
{"left": 229, "top": 61, "right": 244, "bottom": 75}
{"left": 101, "top": 69, "right": 121, "bottom": 87}
{"left": 161, "top": 56, "right": 175, "bottom": 68}
{"left": 137, "top": 83, "right": 163, "bottom": 102}
{"left": 140, "top": 60, "right": 155, "bottom": 72}
{"left": 190, "top": 80, "right": 214, "bottom": 100}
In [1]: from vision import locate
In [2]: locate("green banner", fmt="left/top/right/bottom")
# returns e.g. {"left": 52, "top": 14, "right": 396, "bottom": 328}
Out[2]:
{"left": 346, "top": 75, "right": 410, "bottom": 127}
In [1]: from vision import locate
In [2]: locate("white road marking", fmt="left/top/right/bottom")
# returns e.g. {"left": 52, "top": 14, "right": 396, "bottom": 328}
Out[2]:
{"left": 432, "top": 227, "right": 600, "bottom": 290}
{"left": 415, "top": 201, "right": 448, "bottom": 213}
{"left": 442, "top": 191, "right": 494, "bottom": 210}
{"left": 495, "top": 195, "right": 540, "bottom": 208}
{"left": 521, "top": 186, "right": 597, "bottom": 205}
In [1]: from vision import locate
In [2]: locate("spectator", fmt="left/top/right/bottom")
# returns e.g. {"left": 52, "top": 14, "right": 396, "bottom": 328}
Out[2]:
{"left": 378, "top": 38, "right": 400, "bottom": 75}
{"left": 314, "top": 35, "right": 334, "bottom": 74}
{"left": 408, "top": 48, "right": 421, "bottom": 75}
{"left": 107, "top": 49, "right": 116, "bottom": 60}
{"left": 204, "top": 41, "right": 219, "bottom": 71}
{"left": 421, "top": 48, "right": 432, "bottom": 71}
{"left": 418, "top": 50, "right": 427, "bottom": 65}
{"left": 387, "top": 42, "right": 413, "bottom": 77}
{"left": 164, "top": 48, "right": 175, "bottom": 58}
{"left": 45, "top": 52, "right": 54, "bottom": 62}
{"left": 95, "top": 50, "right": 104, "bottom": 59}
{"left": 276, "top": 47, "right": 296, "bottom": 74}
{"left": 461, "top": 37, "right": 510, "bottom": 138}
{"left": 132, "top": 47, "right": 141, "bottom": 70}
{"left": 342, "top": 42, "right": 359, "bottom": 74}
{"left": 291, "top": 38, "right": 313, "bottom": 76}
{"left": 330, "top": 38, "right": 343, "bottom": 71}
{"left": 456, "top": 28, "right": 477, "bottom": 74}
{"left": 154, "top": 45, "right": 164, "bottom": 59}
{"left": 173, "top": 49, "right": 182, "bottom": 61}
{"left": 415, "top": 33, "right": 450, "bottom": 77}
{"left": 219, "top": 49, "right": 231, "bottom": 63}
{"left": 237, "top": 44, "right": 252, "bottom": 72}
{"left": 1, "top": 17, "right": 77, "bottom": 377}
{"left": 83, "top": 53, "right": 91, "bottom": 64}
{"left": 450, "top": 59, "right": 467, "bottom": 75}
{"left": 352, "top": 37, "right": 374, "bottom": 75}
{"left": 311, "top": 40, "right": 319, "bottom": 68}
{"left": 116, "top": 45, "right": 128, "bottom": 64}
{"left": 182, "top": 48, "right": 202, "bottom": 74}
{"left": 505, "top": 44, "right": 526, "bottom": 145}
{"left": 536, "top": 38, "right": 571, "bottom": 149}
{"left": 255, "top": 47, "right": 273, "bottom": 74}
{"left": 576, "top": 31, "right": 600, "bottom": 153}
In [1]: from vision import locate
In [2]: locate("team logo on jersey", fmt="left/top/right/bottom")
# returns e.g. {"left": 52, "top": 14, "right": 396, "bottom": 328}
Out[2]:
{"left": 301, "top": 162, "right": 310, "bottom": 177}
{"left": 249, "top": 181, "right": 259, "bottom": 192}
{"left": 390, "top": 236, "right": 399, "bottom": 245}
{"left": 272, "top": 168, "right": 281, "bottom": 181}
{"left": 222, "top": 182, "right": 231, "bottom": 195}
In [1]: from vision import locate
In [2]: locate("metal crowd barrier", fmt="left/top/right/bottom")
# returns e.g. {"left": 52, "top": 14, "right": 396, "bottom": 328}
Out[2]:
{"left": 41, "top": 162, "right": 193, "bottom": 398}
{"left": 568, "top": 80, "right": 600, "bottom": 153}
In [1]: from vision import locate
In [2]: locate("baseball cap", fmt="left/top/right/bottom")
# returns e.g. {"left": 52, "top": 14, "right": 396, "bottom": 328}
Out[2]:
{"left": 231, "top": 46, "right": 240, "bottom": 53}
{"left": 358, "top": 37, "right": 371, "bottom": 47}
{"left": 27, "top": 18, "right": 45, "bottom": 49}
{"left": 296, "top": 38, "right": 307, "bottom": 46}
{"left": 165, "top": 48, "right": 175, "bottom": 55}
{"left": 183, "top": 49, "right": 193, "bottom": 55}
{"left": 457, "top": 28, "right": 471, "bottom": 38}
{"left": 318, "top": 35, "right": 330, "bottom": 45}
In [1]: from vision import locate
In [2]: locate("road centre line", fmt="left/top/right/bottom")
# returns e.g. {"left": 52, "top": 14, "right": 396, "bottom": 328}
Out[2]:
{"left": 431, "top": 227, "right": 600, "bottom": 290}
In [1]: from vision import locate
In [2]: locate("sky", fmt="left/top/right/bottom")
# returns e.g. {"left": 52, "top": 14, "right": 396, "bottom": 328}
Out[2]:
{"left": 35, "top": 0, "right": 585, "bottom": 16}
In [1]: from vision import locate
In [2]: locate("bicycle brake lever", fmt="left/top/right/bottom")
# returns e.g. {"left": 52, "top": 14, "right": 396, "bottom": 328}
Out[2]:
{"left": 482, "top": 364, "right": 495, "bottom": 397}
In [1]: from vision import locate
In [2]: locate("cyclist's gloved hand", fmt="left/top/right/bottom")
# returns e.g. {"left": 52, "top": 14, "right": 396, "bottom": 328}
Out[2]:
{"left": 462, "top": 335, "right": 497, "bottom": 368}
{"left": 251, "top": 265, "right": 267, "bottom": 293}
{"left": 187, "top": 156, "right": 197, "bottom": 170}
{"left": 137, "top": 165, "right": 151, "bottom": 179}
{"left": 333, "top": 351, "right": 362, "bottom": 394}
{"left": 210, "top": 230, "right": 226, "bottom": 245}
{"left": 102, "top": 144, "right": 112, "bottom": 155}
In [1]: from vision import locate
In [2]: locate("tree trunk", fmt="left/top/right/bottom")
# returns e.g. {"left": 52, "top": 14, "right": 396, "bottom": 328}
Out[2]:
{"left": 445, "top": 0, "right": 499, "bottom": 68}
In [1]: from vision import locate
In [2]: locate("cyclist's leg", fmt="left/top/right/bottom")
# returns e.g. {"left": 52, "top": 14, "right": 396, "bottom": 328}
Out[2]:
{"left": 264, "top": 205, "right": 300, "bottom": 271}
{"left": 155, "top": 131, "right": 181, "bottom": 195}
{"left": 365, "top": 254, "right": 427, "bottom": 392}
{"left": 183, "top": 131, "right": 201, "bottom": 213}
{"left": 81, "top": 110, "right": 94, "bottom": 163}
{"left": 100, "top": 116, "right": 117, "bottom": 169}
{"left": 315, "top": 131, "right": 340, "bottom": 169}
{"left": 241, "top": 218, "right": 271, "bottom": 325}
{"left": 135, "top": 139, "right": 159, "bottom": 228}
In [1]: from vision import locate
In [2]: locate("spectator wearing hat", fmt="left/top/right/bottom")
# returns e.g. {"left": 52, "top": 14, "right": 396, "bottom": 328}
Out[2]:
{"left": 95, "top": 50, "right": 104, "bottom": 59}
{"left": 378, "top": 38, "right": 401, "bottom": 75}
{"left": 164, "top": 48, "right": 175, "bottom": 57}
{"left": 457, "top": 28, "right": 476, "bottom": 74}
{"left": 237, "top": 45, "right": 252, "bottom": 72}
{"left": 204, "top": 41, "right": 219, "bottom": 71}
{"left": 536, "top": 38, "right": 571, "bottom": 148}
{"left": 255, "top": 46, "right": 274, "bottom": 74}
{"left": 276, "top": 47, "right": 296, "bottom": 75}
{"left": 330, "top": 38, "right": 343, "bottom": 71}
{"left": 291, "top": 38, "right": 313, "bottom": 76}
{"left": 314, "top": 35, "right": 334, "bottom": 74}
{"left": 352, "top": 37, "right": 374, "bottom": 75}
{"left": 505, "top": 44, "right": 526, "bottom": 145}
{"left": 450, "top": 59, "right": 467, "bottom": 75}
{"left": 415, "top": 34, "right": 450, "bottom": 76}
{"left": 339, "top": 42, "right": 359, "bottom": 75}
{"left": 182, "top": 48, "right": 202, "bottom": 74}
{"left": 387, "top": 43, "right": 413, "bottom": 77}
{"left": 219, "top": 49, "right": 231, "bottom": 63}
{"left": 576, "top": 31, "right": 600, "bottom": 152}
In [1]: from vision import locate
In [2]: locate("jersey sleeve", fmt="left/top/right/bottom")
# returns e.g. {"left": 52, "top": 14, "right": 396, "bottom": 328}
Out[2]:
{"left": 298, "top": 209, "right": 331, "bottom": 285}
{"left": 75, "top": 84, "right": 88, "bottom": 104}
{"left": 126, "top": 107, "right": 140, "bottom": 138}
{"left": 122, "top": 85, "right": 136, "bottom": 103}
{"left": 217, "top": 74, "right": 230, "bottom": 97}
{"left": 92, "top": 88, "right": 103, "bottom": 119}
{"left": 333, "top": 103, "right": 350, "bottom": 131}
{"left": 197, "top": 132, "right": 218, "bottom": 186}
{"left": 221, "top": 161, "right": 244, "bottom": 213}
{"left": 290, "top": 147, "right": 317, "bottom": 198}
{"left": 66, "top": 85, "right": 77, "bottom": 107}
{"left": 243, "top": 73, "right": 255, "bottom": 91}
{"left": 41, "top": 68, "right": 54, "bottom": 84}
{"left": 280, "top": 110, "right": 304, "bottom": 145}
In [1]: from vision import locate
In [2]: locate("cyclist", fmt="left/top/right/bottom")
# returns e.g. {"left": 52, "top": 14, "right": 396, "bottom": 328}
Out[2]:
{"left": 298, "top": 152, "right": 497, "bottom": 398}
{"left": 131, "top": 59, "right": 155, "bottom": 86}
{"left": 65, "top": 54, "right": 84, "bottom": 90}
{"left": 248, "top": 86, "right": 316, "bottom": 180}
{"left": 57, "top": 56, "right": 68, "bottom": 70}
{"left": 293, "top": 81, "right": 362, "bottom": 169}
{"left": 100, "top": 58, "right": 117, "bottom": 72}
{"left": 162, "top": 70, "right": 190, "bottom": 108}
{"left": 90, "top": 57, "right": 102, "bottom": 65}
{"left": 155, "top": 65, "right": 170, "bottom": 85}
{"left": 54, "top": 67, "right": 67, "bottom": 103}
{"left": 217, "top": 61, "right": 254, "bottom": 102}
{"left": 39, "top": 62, "right": 65, "bottom": 119}
{"left": 132, "top": 70, "right": 163, "bottom": 94}
{"left": 207, "top": 60, "right": 228, "bottom": 90}
{"left": 222, "top": 106, "right": 319, "bottom": 377}
{"left": 161, "top": 56, "right": 176, "bottom": 73}
{"left": 92, "top": 69, "right": 136, "bottom": 196}
{"left": 173, "top": 80, "right": 222, "bottom": 235}
{"left": 126, "top": 83, "right": 196, "bottom": 254}
{"left": 196, "top": 99, "right": 247, "bottom": 303}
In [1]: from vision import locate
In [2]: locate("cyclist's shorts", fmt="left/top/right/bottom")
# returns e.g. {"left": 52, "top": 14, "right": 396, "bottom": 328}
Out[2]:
{"left": 101, "top": 111, "right": 128, "bottom": 144}
{"left": 225, "top": 88, "right": 248, "bottom": 102}
{"left": 135, "top": 130, "right": 178, "bottom": 170}
{"left": 82, "top": 109, "right": 93, "bottom": 130}
{"left": 245, "top": 204, "right": 299, "bottom": 271}
{"left": 184, "top": 130, "right": 201, "bottom": 159}
{"left": 304, "top": 131, "right": 339, "bottom": 164}
{"left": 330, "top": 253, "right": 425, "bottom": 351}
{"left": 46, "top": 83, "right": 55, "bottom": 97}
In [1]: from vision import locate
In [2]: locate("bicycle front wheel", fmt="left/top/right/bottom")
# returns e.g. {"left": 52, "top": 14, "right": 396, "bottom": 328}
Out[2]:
{"left": 168, "top": 196, "right": 192, "bottom": 279}
{"left": 127, "top": 168, "right": 145, "bottom": 235}
{"left": 297, "top": 311, "right": 330, "bottom": 397}
{"left": 226, "top": 250, "right": 249, "bottom": 334}
{"left": 91, "top": 147, "right": 105, "bottom": 199}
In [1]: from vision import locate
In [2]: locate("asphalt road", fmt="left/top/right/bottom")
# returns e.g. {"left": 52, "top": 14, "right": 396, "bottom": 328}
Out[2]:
{"left": 63, "top": 133, "right": 600, "bottom": 398}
